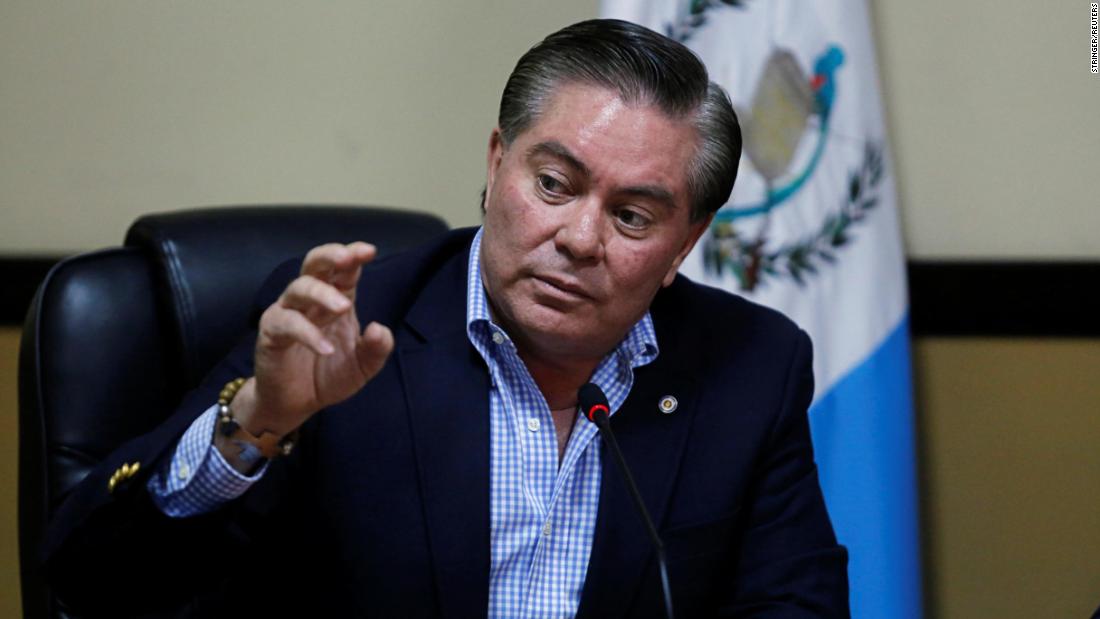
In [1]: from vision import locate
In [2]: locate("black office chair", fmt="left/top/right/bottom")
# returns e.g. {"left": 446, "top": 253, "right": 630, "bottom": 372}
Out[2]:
{"left": 18, "top": 205, "right": 449, "bottom": 619}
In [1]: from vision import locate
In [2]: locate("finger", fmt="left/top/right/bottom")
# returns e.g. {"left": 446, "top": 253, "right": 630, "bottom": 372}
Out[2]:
{"left": 260, "top": 305, "right": 335, "bottom": 356}
{"left": 280, "top": 275, "right": 352, "bottom": 325}
{"left": 301, "top": 242, "right": 377, "bottom": 286}
{"left": 301, "top": 243, "right": 350, "bottom": 278}
{"left": 328, "top": 242, "right": 377, "bottom": 292}
{"left": 355, "top": 321, "right": 394, "bottom": 379}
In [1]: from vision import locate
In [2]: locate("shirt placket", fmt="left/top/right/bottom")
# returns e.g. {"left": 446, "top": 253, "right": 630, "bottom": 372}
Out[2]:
{"left": 507, "top": 352, "right": 559, "bottom": 574}
{"left": 492, "top": 336, "right": 590, "bottom": 618}
{"left": 486, "top": 329, "right": 539, "bottom": 616}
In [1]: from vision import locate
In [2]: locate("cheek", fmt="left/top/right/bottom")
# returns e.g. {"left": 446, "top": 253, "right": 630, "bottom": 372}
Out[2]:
{"left": 490, "top": 179, "right": 554, "bottom": 249}
{"left": 605, "top": 241, "right": 682, "bottom": 301}
{"left": 483, "top": 181, "right": 543, "bottom": 281}
{"left": 612, "top": 242, "right": 673, "bottom": 283}
{"left": 495, "top": 183, "right": 530, "bottom": 225}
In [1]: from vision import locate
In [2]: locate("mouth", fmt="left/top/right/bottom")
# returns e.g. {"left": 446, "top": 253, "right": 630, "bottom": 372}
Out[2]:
{"left": 532, "top": 274, "right": 595, "bottom": 302}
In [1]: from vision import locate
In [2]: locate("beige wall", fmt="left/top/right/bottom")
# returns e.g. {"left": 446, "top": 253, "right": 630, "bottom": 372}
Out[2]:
{"left": 2, "top": 2, "right": 1098, "bottom": 257}
{"left": 1, "top": 329, "right": 22, "bottom": 618}
{"left": 871, "top": 1, "right": 1099, "bottom": 259}
{"left": 0, "top": 1, "right": 600, "bottom": 253}
{"left": 914, "top": 338, "right": 1100, "bottom": 618}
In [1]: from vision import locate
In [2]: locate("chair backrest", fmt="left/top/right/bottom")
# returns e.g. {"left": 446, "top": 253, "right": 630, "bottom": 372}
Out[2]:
{"left": 18, "top": 205, "right": 449, "bottom": 619}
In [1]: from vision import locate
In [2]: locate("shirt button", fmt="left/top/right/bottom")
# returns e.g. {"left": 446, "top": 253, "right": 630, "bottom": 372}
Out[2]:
{"left": 527, "top": 417, "right": 540, "bottom": 432}
{"left": 491, "top": 331, "right": 505, "bottom": 345}
{"left": 543, "top": 521, "right": 552, "bottom": 536}
{"left": 177, "top": 463, "right": 190, "bottom": 480}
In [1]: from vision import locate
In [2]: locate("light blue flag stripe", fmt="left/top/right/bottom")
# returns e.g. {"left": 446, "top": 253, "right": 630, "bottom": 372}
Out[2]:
{"left": 809, "top": 313, "right": 922, "bottom": 618}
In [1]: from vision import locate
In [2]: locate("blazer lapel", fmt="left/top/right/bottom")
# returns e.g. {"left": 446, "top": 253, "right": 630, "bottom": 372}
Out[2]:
{"left": 577, "top": 301, "right": 700, "bottom": 619}
{"left": 397, "top": 245, "right": 492, "bottom": 619}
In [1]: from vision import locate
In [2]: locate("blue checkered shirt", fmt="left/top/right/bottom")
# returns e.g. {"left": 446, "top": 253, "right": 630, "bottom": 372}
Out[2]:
{"left": 149, "top": 227, "right": 659, "bottom": 618}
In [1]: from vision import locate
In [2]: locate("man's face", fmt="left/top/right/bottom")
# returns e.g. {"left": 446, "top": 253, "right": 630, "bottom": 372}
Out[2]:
{"left": 480, "top": 83, "right": 712, "bottom": 364}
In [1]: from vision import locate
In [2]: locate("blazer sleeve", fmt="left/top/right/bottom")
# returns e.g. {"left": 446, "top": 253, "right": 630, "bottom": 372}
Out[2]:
{"left": 721, "top": 329, "right": 850, "bottom": 618}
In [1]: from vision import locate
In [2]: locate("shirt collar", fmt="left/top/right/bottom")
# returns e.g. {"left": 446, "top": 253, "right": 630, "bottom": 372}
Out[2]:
{"left": 465, "top": 227, "right": 658, "bottom": 369}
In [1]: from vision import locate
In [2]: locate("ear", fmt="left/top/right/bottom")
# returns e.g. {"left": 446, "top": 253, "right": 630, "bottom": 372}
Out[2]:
{"left": 485, "top": 128, "right": 505, "bottom": 208}
{"left": 662, "top": 213, "right": 713, "bottom": 287}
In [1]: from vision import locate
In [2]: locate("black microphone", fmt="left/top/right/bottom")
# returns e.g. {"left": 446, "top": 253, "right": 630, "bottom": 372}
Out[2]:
{"left": 578, "top": 383, "right": 674, "bottom": 619}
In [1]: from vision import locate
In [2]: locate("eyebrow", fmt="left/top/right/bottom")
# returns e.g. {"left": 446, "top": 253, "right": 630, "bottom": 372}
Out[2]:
{"left": 525, "top": 140, "right": 679, "bottom": 211}
{"left": 620, "top": 185, "right": 676, "bottom": 211}
{"left": 526, "top": 140, "right": 591, "bottom": 178}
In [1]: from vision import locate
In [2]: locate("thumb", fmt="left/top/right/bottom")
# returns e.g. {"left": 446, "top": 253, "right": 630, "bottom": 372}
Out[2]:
{"left": 356, "top": 321, "right": 394, "bottom": 379}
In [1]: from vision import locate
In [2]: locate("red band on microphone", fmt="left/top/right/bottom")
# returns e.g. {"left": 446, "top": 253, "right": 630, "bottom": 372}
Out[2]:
{"left": 586, "top": 404, "right": 610, "bottom": 421}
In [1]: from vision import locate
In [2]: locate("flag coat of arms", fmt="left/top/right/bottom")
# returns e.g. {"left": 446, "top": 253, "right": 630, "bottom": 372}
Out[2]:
{"left": 602, "top": 1, "right": 922, "bottom": 616}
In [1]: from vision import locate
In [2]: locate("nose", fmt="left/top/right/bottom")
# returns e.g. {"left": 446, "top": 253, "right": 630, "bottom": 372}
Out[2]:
{"left": 554, "top": 199, "right": 605, "bottom": 263}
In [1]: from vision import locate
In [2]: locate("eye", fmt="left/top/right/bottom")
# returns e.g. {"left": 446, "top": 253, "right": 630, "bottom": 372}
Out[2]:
{"left": 615, "top": 208, "right": 653, "bottom": 231}
{"left": 536, "top": 173, "right": 566, "bottom": 195}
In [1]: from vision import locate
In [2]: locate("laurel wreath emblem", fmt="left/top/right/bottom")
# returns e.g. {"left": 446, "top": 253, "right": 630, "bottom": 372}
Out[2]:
{"left": 702, "top": 142, "right": 885, "bottom": 290}
{"left": 665, "top": 0, "right": 747, "bottom": 42}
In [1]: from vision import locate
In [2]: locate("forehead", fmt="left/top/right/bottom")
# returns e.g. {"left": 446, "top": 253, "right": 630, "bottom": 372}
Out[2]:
{"left": 519, "top": 84, "right": 698, "bottom": 200}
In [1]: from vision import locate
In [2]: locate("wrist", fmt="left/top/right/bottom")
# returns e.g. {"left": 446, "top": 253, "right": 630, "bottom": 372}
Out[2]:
{"left": 232, "top": 378, "right": 296, "bottom": 440}
{"left": 213, "top": 429, "right": 267, "bottom": 475}
{"left": 215, "top": 377, "right": 299, "bottom": 464}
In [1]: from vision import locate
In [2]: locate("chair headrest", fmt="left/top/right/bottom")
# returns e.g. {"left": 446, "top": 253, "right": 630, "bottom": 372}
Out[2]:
{"left": 124, "top": 205, "right": 448, "bottom": 383}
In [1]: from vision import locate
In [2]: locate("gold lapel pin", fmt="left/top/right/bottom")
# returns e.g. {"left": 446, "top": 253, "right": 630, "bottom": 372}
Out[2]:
{"left": 658, "top": 395, "right": 678, "bottom": 414}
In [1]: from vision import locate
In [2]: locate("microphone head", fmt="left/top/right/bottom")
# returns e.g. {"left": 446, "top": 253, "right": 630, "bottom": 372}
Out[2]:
{"left": 578, "top": 382, "right": 611, "bottom": 426}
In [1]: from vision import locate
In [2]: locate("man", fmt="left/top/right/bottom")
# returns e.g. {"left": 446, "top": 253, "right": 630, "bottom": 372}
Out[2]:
{"left": 45, "top": 19, "right": 848, "bottom": 617}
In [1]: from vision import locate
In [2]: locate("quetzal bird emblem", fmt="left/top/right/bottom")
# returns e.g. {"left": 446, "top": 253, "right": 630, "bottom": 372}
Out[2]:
{"left": 707, "top": 46, "right": 845, "bottom": 290}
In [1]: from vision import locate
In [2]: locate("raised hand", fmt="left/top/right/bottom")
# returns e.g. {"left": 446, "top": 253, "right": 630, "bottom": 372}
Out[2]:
{"left": 229, "top": 242, "right": 394, "bottom": 439}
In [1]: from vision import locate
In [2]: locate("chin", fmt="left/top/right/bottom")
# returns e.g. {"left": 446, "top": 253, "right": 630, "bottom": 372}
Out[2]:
{"left": 508, "top": 305, "right": 594, "bottom": 351}
{"left": 515, "top": 304, "right": 580, "bottom": 336}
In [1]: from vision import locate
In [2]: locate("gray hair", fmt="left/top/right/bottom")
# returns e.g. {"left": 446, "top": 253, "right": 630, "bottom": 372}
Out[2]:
{"left": 493, "top": 18, "right": 741, "bottom": 221}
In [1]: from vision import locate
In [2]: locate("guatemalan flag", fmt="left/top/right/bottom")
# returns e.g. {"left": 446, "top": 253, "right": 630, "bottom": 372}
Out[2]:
{"left": 602, "top": 1, "right": 922, "bottom": 616}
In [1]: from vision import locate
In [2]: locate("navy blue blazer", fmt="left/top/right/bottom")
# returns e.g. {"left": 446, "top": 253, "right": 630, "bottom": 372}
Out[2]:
{"left": 45, "top": 228, "right": 848, "bottom": 618}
